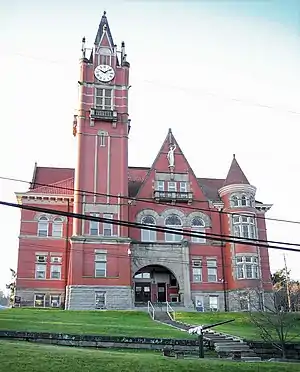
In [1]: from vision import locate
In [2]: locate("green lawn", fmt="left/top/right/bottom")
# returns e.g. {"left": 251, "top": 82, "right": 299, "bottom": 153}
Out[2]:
{"left": 0, "top": 308, "right": 191, "bottom": 339}
{"left": 176, "top": 312, "right": 300, "bottom": 341}
{"left": 0, "top": 340, "right": 299, "bottom": 372}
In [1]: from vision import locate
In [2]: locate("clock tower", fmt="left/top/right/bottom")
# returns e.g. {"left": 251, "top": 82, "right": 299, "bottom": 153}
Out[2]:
{"left": 66, "top": 12, "right": 132, "bottom": 309}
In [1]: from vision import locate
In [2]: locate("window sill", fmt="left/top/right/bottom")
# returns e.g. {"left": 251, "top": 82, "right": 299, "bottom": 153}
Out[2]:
{"left": 83, "top": 276, "right": 119, "bottom": 279}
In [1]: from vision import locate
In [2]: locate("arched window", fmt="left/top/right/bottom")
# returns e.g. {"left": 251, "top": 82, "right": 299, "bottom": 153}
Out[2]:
{"left": 98, "top": 47, "right": 112, "bottom": 65}
{"left": 141, "top": 216, "right": 156, "bottom": 242}
{"left": 37, "top": 216, "right": 49, "bottom": 237}
{"left": 52, "top": 217, "right": 63, "bottom": 237}
{"left": 241, "top": 195, "right": 248, "bottom": 206}
{"left": 165, "top": 214, "right": 182, "bottom": 242}
{"left": 191, "top": 217, "right": 206, "bottom": 243}
{"left": 231, "top": 195, "right": 239, "bottom": 207}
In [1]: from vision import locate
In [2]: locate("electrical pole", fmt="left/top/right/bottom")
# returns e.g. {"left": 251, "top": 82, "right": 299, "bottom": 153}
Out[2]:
{"left": 283, "top": 254, "right": 291, "bottom": 312}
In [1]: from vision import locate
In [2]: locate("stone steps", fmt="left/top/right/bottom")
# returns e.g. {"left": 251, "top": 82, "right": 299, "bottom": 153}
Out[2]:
{"left": 150, "top": 308, "right": 261, "bottom": 361}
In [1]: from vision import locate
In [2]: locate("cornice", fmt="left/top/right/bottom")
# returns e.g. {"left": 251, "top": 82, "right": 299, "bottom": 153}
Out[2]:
{"left": 15, "top": 192, "right": 74, "bottom": 205}
{"left": 255, "top": 203, "right": 273, "bottom": 213}
{"left": 70, "top": 235, "right": 131, "bottom": 244}
{"left": 218, "top": 184, "right": 257, "bottom": 197}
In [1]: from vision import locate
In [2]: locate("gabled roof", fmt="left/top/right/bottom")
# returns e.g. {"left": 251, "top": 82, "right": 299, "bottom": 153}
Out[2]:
{"left": 223, "top": 154, "right": 249, "bottom": 187}
{"left": 94, "top": 11, "right": 114, "bottom": 47}
{"left": 29, "top": 177, "right": 74, "bottom": 195}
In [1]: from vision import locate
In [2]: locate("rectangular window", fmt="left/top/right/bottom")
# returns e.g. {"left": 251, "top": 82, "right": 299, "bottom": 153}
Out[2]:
{"left": 134, "top": 272, "right": 151, "bottom": 279}
{"left": 99, "top": 134, "right": 106, "bottom": 147}
{"left": 37, "top": 222, "right": 48, "bottom": 237}
{"left": 167, "top": 181, "right": 176, "bottom": 192}
{"left": 34, "top": 294, "right": 45, "bottom": 308}
{"left": 192, "top": 259, "right": 202, "bottom": 282}
{"left": 103, "top": 214, "right": 113, "bottom": 236}
{"left": 141, "top": 229, "right": 156, "bottom": 242}
{"left": 191, "top": 227, "right": 206, "bottom": 243}
{"left": 209, "top": 296, "right": 219, "bottom": 311}
{"left": 207, "top": 259, "right": 217, "bottom": 282}
{"left": 35, "top": 264, "right": 46, "bottom": 279}
{"left": 236, "top": 255, "right": 260, "bottom": 279}
{"left": 192, "top": 268, "right": 202, "bottom": 282}
{"left": 157, "top": 181, "right": 164, "bottom": 191}
{"left": 232, "top": 215, "right": 257, "bottom": 239}
{"left": 90, "top": 213, "right": 99, "bottom": 236}
{"left": 50, "top": 265, "right": 62, "bottom": 280}
{"left": 95, "top": 253, "right": 107, "bottom": 277}
{"left": 95, "top": 88, "right": 113, "bottom": 110}
{"left": 95, "top": 291, "right": 106, "bottom": 309}
{"left": 165, "top": 229, "right": 182, "bottom": 242}
{"left": 179, "top": 182, "right": 187, "bottom": 192}
{"left": 50, "top": 295, "right": 61, "bottom": 308}
{"left": 52, "top": 220, "right": 63, "bottom": 237}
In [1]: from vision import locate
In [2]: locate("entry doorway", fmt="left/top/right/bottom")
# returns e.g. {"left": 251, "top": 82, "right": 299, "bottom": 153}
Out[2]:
{"left": 157, "top": 283, "right": 166, "bottom": 302}
{"left": 135, "top": 283, "right": 151, "bottom": 303}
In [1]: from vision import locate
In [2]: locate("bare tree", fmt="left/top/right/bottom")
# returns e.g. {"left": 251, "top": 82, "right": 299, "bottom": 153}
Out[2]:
{"left": 6, "top": 268, "right": 16, "bottom": 306}
{"left": 249, "top": 291, "right": 300, "bottom": 359}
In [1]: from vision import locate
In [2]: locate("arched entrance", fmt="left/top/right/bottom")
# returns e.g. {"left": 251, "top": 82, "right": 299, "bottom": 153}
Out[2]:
{"left": 133, "top": 265, "right": 180, "bottom": 305}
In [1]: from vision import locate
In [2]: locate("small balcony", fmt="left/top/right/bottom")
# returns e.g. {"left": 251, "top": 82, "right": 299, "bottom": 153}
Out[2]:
{"left": 90, "top": 108, "right": 117, "bottom": 122}
{"left": 153, "top": 190, "right": 193, "bottom": 203}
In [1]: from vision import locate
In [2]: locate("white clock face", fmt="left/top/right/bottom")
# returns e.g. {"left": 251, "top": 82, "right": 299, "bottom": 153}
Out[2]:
{"left": 94, "top": 64, "right": 115, "bottom": 82}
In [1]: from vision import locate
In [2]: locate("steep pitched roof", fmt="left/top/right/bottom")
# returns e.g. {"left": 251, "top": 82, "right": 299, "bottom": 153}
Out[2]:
{"left": 28, "top": 177, "right": 74, "bottom": 195}
{"left": 134, "top": 128, "right": 209, "bottom": 202}
{"left": 223, "top": 154, "right": 249, "bottom": 187}
{"left": 94, "top": 11, "right": 114, "bottom": 47}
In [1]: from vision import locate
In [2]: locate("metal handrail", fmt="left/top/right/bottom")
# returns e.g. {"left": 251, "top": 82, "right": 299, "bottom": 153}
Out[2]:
{"left": 147, "top": 301, "right": 155, "bottom": 320}
{"left": 166, "top": 301, "right": 176, "bottom": 321}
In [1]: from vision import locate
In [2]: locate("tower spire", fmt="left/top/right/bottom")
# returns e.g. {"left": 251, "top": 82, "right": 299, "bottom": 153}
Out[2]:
{"left": 223, "top": 154, "right": 249, "bottom": 186}
{"left": 94, "top": 11, "right": 114, "bottom": 47}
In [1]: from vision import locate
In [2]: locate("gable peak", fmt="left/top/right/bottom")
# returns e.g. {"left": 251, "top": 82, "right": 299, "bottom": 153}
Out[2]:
{"left": 223, "top": 154, "right": 249, "bottom": 186}
{"left": 94, "top": 11, "right": 114, "bottom": 47}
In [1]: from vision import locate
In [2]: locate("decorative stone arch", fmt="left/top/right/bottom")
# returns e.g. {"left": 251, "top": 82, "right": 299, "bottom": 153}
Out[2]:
{"left": 136, "top": 209, "right": 160, "bottom": 224}
{"left": 98, "top": 130, "right": 109, "bottom": 137}
{"left": 34, "top": 213, "right": 51, "bottom": 221}
{"left": 186, "top": 211, "right": 211, "bottom": 227}
{"left": 132, "top": 263, "right": 184, "bottom": 293}
{"left": 34, "top": 213, "right": 67, "bottom": 222}
{"left": 160, "top": 208, "right": 186, "bottom": 226}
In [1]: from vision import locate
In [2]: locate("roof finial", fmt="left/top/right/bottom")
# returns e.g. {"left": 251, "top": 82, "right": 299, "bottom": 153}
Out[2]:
{"left": 103, "top": 11, "right": 107, "bottom": 16}
{"left": 233, "top": 153, "right": 236, "bottom": 159}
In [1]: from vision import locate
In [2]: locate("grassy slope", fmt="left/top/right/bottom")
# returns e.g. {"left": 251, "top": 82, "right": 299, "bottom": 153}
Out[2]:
{"left": 176, "top": 312, "right": 300, "bottom": 340}
{"left": 0, "top": 340, "right": 299, "bottom": 372}
{"left": 0, "top": 308, "right": 191, "bottom": 339}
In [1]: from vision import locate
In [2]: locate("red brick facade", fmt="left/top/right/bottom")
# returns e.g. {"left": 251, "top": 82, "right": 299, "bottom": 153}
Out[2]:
{"left": 15, "top": 13, "right": 273, "bottom": 311}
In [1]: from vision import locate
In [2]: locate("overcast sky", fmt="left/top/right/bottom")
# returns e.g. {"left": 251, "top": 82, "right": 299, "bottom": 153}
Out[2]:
{"left": 0, "top": 0, "right": 299, "bottom": 291}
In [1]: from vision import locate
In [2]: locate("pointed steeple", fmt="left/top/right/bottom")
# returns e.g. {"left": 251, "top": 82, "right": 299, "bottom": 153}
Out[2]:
{"left": 94, "top": 11, "right": 114, "bottom": 47}
{"left": 223, "top": 154, "right": 249, "bottom": 186}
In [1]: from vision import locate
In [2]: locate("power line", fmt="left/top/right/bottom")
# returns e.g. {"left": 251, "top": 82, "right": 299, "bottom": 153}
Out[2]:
{"left": 6, "top": 52, "right": 300, "bottom": 117}
{"left": 1, "top": 175, "right": 299, "bottom": 226}
{"left": 1, "top": 200, "right": 300, "bottom": 253}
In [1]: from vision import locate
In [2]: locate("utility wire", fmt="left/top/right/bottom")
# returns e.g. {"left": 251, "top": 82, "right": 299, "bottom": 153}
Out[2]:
{"left": 1, "top": 200, "right": 300, "bottom": 253}
{"left": 6, "top": 52, "right": 300, "bottom": 117}
{"left": 1, "top": 175, "right": 298, "bottom": 226}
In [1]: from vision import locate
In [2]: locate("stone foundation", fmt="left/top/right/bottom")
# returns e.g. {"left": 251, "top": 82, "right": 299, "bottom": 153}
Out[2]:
{"left": 65, "top": 285, "right": 133, "bottom": 310}
{"left": 15, "top": 288, "right": 65, "bottom": 308}
{"left": 227, "top": 289, "right": 274, "bottom": 312}
{"left": 191, "top": 291, "right": 226, "bottom": 311}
